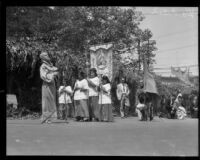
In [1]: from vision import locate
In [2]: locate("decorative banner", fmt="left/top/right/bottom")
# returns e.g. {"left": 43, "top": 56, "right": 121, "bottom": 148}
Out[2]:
{"left": 89, "top": 43, "right": 113, "bottom": 81}
{"left": 171, "top": 66, "right": 194, "bottom": 87}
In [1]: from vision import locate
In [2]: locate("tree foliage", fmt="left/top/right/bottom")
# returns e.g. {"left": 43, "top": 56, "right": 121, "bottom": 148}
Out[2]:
{"left": 6, "top": 6, "right": 158, "bottom": 112}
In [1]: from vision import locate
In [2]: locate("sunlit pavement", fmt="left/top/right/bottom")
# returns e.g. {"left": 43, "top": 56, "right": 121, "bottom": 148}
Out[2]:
{"left": 6, "top": 117, "right": 198, "bottom": 156}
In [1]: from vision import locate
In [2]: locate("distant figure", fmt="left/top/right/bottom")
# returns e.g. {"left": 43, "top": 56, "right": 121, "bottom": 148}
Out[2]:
{"left": 168, "top": 94, "right": 176, "bottom": 119}
{"left": 40, "top": 52, "right": 59, "bottom": 124}
{"left": 116, "top": 77, "right": 130, "bottom": 118}
{"left": 73, "top": 72, "right": 90, "bottom": 121}
{"left": 165, "top": 94, "right": 175, "bottom": 119}
{"left": 87, "top": 68, "right": 100, "bottom": 121}
{"left": 58, "top": 79, "right": 73, "bottom": 123}
{"left": 172, "top": 93, "right": 187, "bottom": 120}
{"left": 99, "top": 75, "right": 113, "bottom": 122}
{"left": 136, "top": 92, "right": 147, "bottom": 121}
{"left": 190, "top": 95, "right": 198, "bottom": 118}
{"left": 160, "top": 95, "right": 166, "bottom": 114}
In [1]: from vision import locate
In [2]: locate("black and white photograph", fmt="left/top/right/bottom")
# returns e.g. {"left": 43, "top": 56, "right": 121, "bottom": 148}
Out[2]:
{"left": 6, "top": 6, "right": 198, "bottom": 156}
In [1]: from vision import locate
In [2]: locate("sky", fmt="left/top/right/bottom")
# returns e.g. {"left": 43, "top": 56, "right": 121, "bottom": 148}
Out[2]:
{"left": 135, "top": 7, "right": 198, "bottom": 77}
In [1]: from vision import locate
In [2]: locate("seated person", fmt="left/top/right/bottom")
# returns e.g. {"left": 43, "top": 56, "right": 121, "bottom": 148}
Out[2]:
{"left": 136, "top": 93, "right": 147, "bottom": 121}
{"left": 172, "top": 93, "right": 187, "bottom": 120}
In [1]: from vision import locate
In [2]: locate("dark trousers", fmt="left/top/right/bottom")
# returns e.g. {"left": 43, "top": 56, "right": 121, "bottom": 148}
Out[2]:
{"left": 142, "top": 104, "right": 153, "bottom": 121}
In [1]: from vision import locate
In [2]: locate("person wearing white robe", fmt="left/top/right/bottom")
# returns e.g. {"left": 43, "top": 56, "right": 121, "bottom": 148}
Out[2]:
{"left": 87, "top": 68, "right": 100, "bottom": 121}
{"left": 99, "top": 75, "right": 113, "bottom": 122}
{"left": 58, "top": 80, "right": 73, "bottom": 122}
{"left": 74, "top": 72, "right": 89, "bottom": 121}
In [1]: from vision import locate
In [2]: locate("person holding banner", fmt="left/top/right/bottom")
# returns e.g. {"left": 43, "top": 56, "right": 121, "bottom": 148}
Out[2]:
{"left": 87, "top": 68, "right": 100, "bottom": 121}
{"left": 98, "top": 75, "right": 114, "bottom": 122}
{"left": 73, "top": 71, "right": 90, "bottom": 122}
{"left": 40, "top": 52, "right": 59, "bottom": 124}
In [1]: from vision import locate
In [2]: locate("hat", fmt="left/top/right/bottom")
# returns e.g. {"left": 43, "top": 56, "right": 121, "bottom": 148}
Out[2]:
{"left": 40, "top": 52, "right": 50, "bottom": 62}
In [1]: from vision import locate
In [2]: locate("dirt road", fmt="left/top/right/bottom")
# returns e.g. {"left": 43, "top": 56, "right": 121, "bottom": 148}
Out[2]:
{"left": 6, "top": 117, "right": 198, "bottom": 156}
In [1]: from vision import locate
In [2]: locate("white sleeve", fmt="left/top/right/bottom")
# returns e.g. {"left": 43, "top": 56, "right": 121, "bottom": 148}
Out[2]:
{"left": 65, "top": 86, "right": 73, "bottom": 94}
{"left": 58, "top": 86, "right": 63, "bottom": 93}
{"left": 107, "top": 84, "right": 111, "bottom": 95}
{"left": 93, "top": 77, "right": 100, "bottom": 86}
{"left": 103, "top": 84, "right": 111, "bottom": 95}
{"left": 82, "top": 79, "right": 89, "bottom": 90}
{"left": 40, "top": 64, "right": 53, "bottom": 83}
{"left": 126, "top": 84, "right": 130, "bottom": 95}
{"left": 116, "top": 84, "right": 121, "bottom": 100}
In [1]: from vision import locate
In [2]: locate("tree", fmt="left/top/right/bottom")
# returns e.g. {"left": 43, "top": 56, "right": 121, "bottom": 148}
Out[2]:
{"left": 140, "top": 29, "right": 157, "bottom": 68}
{"left": 6, "top": 6, "right": 157, "bottom": 113}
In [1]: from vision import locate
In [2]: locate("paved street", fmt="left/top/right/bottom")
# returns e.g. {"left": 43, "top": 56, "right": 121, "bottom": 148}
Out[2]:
{"left": 7, "top": 117, "right": 198, "bottom": 156}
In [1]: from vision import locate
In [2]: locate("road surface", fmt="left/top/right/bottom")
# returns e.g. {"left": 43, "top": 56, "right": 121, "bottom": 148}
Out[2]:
{"left": 6, "top": 117, "right": 198, "bottom": 156}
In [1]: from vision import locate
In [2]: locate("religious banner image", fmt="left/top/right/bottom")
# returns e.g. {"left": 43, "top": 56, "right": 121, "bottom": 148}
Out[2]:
{"left": 90, "top": 43, "right": 113, "bottom": 81}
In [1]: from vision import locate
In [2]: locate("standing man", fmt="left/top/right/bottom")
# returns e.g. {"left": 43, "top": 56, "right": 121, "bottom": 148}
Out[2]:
{"left": 116, "top": 77, "right": 130, "bottom": 118}
{"left": 40, "top": 52, "right": 59, "bottom": 124}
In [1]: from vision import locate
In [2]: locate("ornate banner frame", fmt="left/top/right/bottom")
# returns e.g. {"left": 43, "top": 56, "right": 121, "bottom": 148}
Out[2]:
{"left": 89, "top": 43, "right": 113, "bottom": 81}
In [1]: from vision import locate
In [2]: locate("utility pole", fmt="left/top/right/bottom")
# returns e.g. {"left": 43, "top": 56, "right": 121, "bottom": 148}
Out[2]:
{"left": 137, "top": 39, "right": 141, "bottom": 74}
{"left": 147, "top": 39, "right": 150, "bottom": 68}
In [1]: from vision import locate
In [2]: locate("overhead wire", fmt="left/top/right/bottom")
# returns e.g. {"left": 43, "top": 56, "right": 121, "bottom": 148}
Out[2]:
{"left": 154, "top": 64, "right": 198, "bottom": 70}
{"left": 141, "top": 11, "right": 198, "bottom": 16}
{"left": 156, "top": 43, "right": 197, "bottom": 53}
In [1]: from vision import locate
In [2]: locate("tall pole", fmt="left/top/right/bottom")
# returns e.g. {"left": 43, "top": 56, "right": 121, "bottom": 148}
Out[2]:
{"left": 147, "top": 39, "right": 150, "bottom": 68}
{"left": 137, "top": 39, "right": 141, "bottom": 74}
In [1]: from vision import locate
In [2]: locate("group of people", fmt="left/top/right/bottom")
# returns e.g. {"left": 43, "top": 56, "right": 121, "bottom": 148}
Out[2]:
{"left": 40, "top": 52, "right": 115, "bottom": 123}
{"left": 39, "top": 51, "right": 198, "bottom": 124}
{"left": 159, "top": 93, "right": 198, "bottom": 120}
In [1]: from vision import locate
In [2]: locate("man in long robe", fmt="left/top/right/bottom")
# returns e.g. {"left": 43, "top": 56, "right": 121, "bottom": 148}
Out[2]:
{"left": 40, "top": 52, "right": 58, "bottom": 123}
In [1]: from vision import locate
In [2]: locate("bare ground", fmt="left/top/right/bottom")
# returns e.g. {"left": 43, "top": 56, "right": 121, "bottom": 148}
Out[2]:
{"left": 6, "top": 116, "right": 198, "bottom": 156}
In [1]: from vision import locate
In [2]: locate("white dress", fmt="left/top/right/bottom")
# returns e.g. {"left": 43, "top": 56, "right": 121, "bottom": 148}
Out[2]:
{"left": 58, "top": 86, "right": 73, "bottom": 104}
{"left": 74, "top": 79, "right": 89, "bottom": 100}
{"left": 99, "top": 83, "right": 111, "bottom": 104}
{"left": 88, "top": 77, "right": 99, "bottom": 97}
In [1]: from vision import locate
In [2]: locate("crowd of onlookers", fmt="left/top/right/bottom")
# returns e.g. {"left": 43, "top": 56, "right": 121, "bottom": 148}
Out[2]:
{"left": 158, "top": 92, "right": 198, "bottom": 120}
